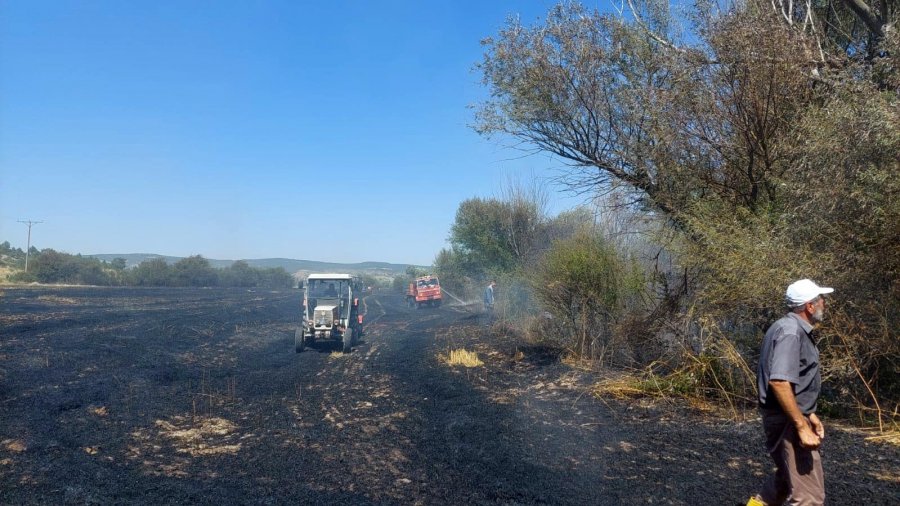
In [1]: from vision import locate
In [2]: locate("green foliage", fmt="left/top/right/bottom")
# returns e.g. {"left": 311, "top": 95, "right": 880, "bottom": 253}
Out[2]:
{"left": 532, "top": 233, "right": 646, "bottom": 364}
{"left": 449, "top": 197, "right": 541, "bottom": 274}
{"left": 437, "top": 179, "right": 558, "bottom": 302}
{"left": 783, "top": 80, "right": 900, "bottom": 414}
{"left": 5, "top": 249, "right": 119, "bottom": 285}
{"left": 28, "top": 250, "right": 78, "bottom": 283}
{"left": 677, "top": 203, "right": 814, "bottom": 328}
{"left": 405, "top": 265, "right": 429, "bottom": 278}
{"left": 130, "top": 258, "right": 172, "bottom": 286}
{"left": 0, "top": 241, "right": 25, "bottom": 268}
{"left": 220, "top": 260, "right": 260, "bottom": 287}
{"left": 393, "top": 267, "right": 433, "bottom": 294}
{"left": 477, "top": 1, "right": 826, "bottom": 222}
{"left": 675, "top": 69, "right": 900, "bottom": 418}
{"left": 1, "top": 247, "right": 296, "bottom": 289}
{"left": 433, "top": 247, "right": 477, "bottom": 296}
{"left": 438, "top": 193, "right": 552, "bottom": 299}
{"left": 255, "top": 267, "right": 294, "bottom": 288}
{"left": 172, "top": 255, "right": 218, "bottom": 287}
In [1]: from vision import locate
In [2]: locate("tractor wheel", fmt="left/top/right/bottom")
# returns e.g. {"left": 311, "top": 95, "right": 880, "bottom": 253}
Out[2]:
{"left": 295, "top": 328, "right": 305, "bottom": 353}
{"left": 342, "top": 329, "right": 353, "bottom": 353}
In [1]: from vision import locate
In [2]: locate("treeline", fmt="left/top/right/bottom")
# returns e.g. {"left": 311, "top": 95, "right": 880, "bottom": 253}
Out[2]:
{"left": 445, "top": 1, "right": 899, "bottom": 427}
{"left": 0, "top": 243, "right": 294, "bottom": 288}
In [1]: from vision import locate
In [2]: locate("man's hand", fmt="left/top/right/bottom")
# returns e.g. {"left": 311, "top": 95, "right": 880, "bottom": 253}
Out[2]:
{"left": 809, "top": 413, "right": 825, "bottom": 439}
{"left": 796, "top": 422, "right": 821, "bottom": 449}
{"left": 769, "top": 380, "right": 822, "bottom": 449}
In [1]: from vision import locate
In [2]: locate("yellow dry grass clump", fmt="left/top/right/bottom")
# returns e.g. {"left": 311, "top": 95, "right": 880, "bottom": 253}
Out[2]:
{"left": 442, "top": 348, "right": 483, "bottom": 368}
{"left": 0, "top": 265, "right": 16, "bottom": 282}
{"left": 592, "top": 375, "right": 654, "bottom": 399}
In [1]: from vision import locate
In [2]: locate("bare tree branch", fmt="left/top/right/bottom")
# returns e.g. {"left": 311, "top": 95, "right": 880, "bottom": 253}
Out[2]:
{"left": 840, "top": 0, "right": 886, "bottom": 38}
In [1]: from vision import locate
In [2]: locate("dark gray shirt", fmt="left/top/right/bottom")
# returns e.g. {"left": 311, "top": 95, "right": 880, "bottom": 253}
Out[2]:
{"left": 757, "top": 313, "right": 821, "bottom": 414}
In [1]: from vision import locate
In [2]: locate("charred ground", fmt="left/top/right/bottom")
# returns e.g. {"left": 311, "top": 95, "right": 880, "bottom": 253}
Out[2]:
{"left": 0, "top": 287, "right": 897, "bottom": 504}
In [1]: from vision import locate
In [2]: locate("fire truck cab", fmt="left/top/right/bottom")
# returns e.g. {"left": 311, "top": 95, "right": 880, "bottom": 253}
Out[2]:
{"left": 406, "top": 275, "right": 442, "bottom": 308}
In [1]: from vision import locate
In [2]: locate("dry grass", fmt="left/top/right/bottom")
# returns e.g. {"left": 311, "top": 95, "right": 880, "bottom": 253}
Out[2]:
{"left": 864, "top": 425, "right": 900, "bottom": 447}
{"left": 441, "top": 348, "right": 484, "bottom": 368}
{"left": 592, "top": 375, "right": 651, "bottom": 399}
{"left": 590, "top": 337, "right": 757, "bottom": 419}
{"left": 0, "top": 265, "right": 18, "bottom": 283}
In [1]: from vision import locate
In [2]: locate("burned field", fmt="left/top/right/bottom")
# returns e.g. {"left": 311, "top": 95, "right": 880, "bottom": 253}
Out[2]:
{"left": 1, "top": 287, "right": 897, "bottom": 504}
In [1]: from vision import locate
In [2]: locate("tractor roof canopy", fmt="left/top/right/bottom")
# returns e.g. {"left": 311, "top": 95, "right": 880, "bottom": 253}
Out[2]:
{"left": 307, "top": 273, "right": 353, "bottom": 281}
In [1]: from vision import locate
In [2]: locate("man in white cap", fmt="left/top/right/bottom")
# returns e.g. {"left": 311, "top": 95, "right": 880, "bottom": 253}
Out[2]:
{"left": 749, "top": 279, "right": 833, "bottom": 506}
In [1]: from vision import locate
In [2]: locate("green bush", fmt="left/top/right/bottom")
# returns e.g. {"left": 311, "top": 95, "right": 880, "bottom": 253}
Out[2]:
{"left": 532, "top": 232, "right": 646, "bottom": 365}
{"left": 130, "top": 258, "right": 173, "bottom": 286}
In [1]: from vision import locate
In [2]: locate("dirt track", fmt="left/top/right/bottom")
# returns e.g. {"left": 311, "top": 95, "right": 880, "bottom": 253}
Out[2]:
{"left": 1, "top": 287, "right": 897, "bottom": 505}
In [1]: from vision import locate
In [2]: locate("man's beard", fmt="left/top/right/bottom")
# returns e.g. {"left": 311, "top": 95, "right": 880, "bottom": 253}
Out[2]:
{"left": 811, "top": 307, "right": 825, "bottom": 323}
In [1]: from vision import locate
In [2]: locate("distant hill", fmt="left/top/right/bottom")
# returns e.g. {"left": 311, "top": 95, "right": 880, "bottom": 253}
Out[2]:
{"left": 88, "top": 254, "right": 423, "bottom": 277}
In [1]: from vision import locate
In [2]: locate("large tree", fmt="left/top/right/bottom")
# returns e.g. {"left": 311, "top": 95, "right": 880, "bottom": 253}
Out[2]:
{"left": 475, "top": 2, "right": 827, "bottom": 223}
{"left": 445, "top": 195, "right": 547, "bottom": 276}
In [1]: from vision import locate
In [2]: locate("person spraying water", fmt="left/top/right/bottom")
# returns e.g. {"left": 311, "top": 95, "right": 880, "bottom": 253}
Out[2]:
{"left": 483, "top": 280, "right": 496, "bottom": 323}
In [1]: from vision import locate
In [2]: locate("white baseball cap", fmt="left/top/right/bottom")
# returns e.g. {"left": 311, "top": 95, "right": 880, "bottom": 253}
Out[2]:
{"left": 785, "top": 279, "right": 834, "bottom": 307}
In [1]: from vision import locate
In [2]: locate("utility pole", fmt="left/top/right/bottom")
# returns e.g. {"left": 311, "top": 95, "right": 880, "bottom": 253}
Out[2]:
{"left": 18, "top": 220, "right": 43, "bottom": 272}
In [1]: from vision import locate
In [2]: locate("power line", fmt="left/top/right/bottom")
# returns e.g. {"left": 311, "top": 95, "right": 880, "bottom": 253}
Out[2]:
{"left": 18, "top": 220, "right": 43, "bottom": 272}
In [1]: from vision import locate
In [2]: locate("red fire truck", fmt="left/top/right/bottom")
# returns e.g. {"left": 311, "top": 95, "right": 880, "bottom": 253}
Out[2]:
{"left": 406, "top": 275, "right": 442, "bottom": 308}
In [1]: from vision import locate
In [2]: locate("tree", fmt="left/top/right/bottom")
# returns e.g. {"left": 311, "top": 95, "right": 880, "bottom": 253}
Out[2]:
{"left": 433, "top": 247, "right": 473, "bottom": 295}
{"left": 131, "top": 258, "right": 172, "bottom": 286}
{"left": 29, "top": 249, "right": 78, "bottom": 283}
{"left": 438, "top": 193, "right": 597, "bottom": 300}
{"left": 767, "top": 0, "right": 896, "bottom": 56}
{"left": 448, "top": 195, "right": 548, "bottom": 276}
{"left": 173, "top": 255, "right": 218, "bottom": 287}
{"left": 0, "top": 241, "right": 25, "bottom": 268}
{"left": 405, "top": 265, "right": 429, "bottom": 279}
{"left": 76, "top": 260, "right": 113, "bottom": 286}
{"left": 476, "top": 2, "right": 824, "bottom": 225}
{"left": 221, "top": 260, "right": 260, "bottom": 287}
{"left": 257, "top": 267, "right": 293, "bottom": 288}
{"left": 0, "top": 241, "right": 23, "bottom": 258}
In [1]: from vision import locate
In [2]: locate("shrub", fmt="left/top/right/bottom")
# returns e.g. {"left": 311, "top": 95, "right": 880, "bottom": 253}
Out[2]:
{"left": 532, "top": 232, "right": 646, "bottom": 365}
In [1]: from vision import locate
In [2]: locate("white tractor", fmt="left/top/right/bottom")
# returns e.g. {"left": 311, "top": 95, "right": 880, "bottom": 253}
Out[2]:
{"left": 295, "top": 273, "right": 363, "bottom": 353}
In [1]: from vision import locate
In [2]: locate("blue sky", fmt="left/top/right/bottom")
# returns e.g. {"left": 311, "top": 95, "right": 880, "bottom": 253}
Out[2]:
{"left": 0, "top": 0, "right": 591, "bottom": 265}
